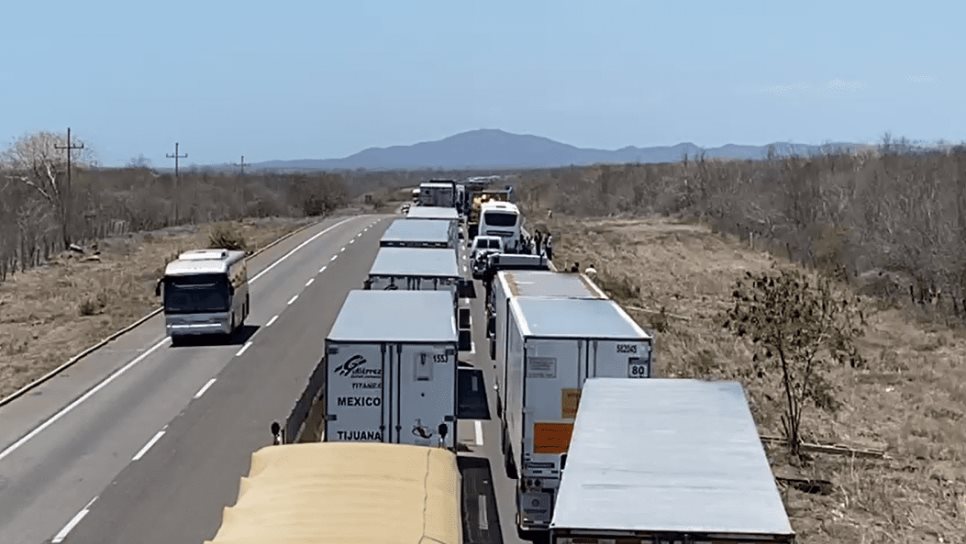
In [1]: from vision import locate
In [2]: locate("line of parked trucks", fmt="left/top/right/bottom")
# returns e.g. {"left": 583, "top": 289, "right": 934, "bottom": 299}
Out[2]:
{"left": 206, "top": 177, "right": 796, "bottom": 544}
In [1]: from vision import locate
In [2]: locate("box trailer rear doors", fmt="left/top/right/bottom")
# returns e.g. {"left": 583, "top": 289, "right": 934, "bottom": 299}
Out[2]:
{"left": 325, "top": 341, "right": 458, "bottom": 450}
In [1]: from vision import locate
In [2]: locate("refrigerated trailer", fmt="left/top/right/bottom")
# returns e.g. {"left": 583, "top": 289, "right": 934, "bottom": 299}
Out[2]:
{"left": 324, "top": 290, "right": 459, "bottom": 451}
{"left": 380, "top": 218, "right": 456, "bottom": 250}
{"left": 502, "top": 297, "right": 653, "bottom": 536}
{"left": 406, "top": 205, "right": 460, "bottom": 221}
{"left": 550, "top": 378, "right": 795, "bottom": 544}
{"left": 365, "top": 247, "right": 464, "bottom": 304}
{"left": 418, "top": 180, "right": 458, "bottom": 208}
{"left": 489, "top": 271, "right": 608, "bottom": 417}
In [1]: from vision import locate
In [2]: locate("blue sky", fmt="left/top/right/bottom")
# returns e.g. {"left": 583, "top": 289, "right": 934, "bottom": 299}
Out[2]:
{"left": 1, "top": 0, "right": 962, "bottom": 165}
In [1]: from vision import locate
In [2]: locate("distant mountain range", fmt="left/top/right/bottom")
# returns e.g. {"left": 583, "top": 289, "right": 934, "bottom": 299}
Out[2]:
{"left": 238, "top": 129, "right": 870, "bottom": 172}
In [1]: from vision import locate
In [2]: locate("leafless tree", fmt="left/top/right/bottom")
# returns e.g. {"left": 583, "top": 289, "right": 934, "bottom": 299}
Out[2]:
{"left": 2, "top": 131, "right": 95, "bottom": 248}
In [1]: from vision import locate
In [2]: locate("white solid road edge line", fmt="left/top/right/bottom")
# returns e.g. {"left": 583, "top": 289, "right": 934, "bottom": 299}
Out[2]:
{"left": 0, "top": 216, "right": 366, "bottom": 462}
{"left": 287, "top": 294, "right": 299, "bottom": 305}
{"left": 0, "top": 337, "right": 169, "bottom": 462}
{"left": 474, "top": 420, "right": 484, "bottom": 446}
{"left": 249, "top": 217, "right": 355, "bottom": 283}
{"left": 265, "top": 315, "right": 279, "bottom": 327}
{"left": 236, "top": 341, "right": 254, "bottom": 357}
{"left": 132, "top": 430, "right": 166, "bottom": 461}
{"left": 194, "top": 378, "right": 217, "bottom": 399}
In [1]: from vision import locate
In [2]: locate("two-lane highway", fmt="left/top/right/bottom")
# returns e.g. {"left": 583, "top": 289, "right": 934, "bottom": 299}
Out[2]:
{"left": 0, "top": 214, "right": 391, "bottom": 544}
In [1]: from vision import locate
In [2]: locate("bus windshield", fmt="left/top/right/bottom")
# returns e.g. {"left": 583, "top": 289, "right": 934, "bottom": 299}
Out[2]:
{"left": 483, "top": 211, "right": 518, "bottom": 227}
{"left": 163, "top": 274, "right": 231, "bottom": 314}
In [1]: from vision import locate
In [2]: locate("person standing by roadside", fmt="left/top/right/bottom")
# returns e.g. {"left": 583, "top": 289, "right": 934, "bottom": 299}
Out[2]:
{"left": 545, "top": 232, "right": 554, "bottom": 261}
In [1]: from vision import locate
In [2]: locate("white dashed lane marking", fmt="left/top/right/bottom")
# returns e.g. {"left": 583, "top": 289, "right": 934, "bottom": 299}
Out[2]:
{"left": 132, "top": 429, "right": 166, "bottom": 461}
{"left": 193, "top": 378, "right": 216, "bottom": 399}
{"left": 235, "top": 341, "right": 254, "bottom": 357}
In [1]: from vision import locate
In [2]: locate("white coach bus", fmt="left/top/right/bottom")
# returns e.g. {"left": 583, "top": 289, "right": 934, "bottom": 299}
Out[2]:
{"left": 155, "top": 249, "right": 250, "bottom": 344}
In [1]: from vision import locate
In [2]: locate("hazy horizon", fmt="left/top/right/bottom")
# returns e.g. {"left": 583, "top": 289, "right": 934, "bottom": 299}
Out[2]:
{"left": 2, "top": 0, "right": 963, "bottom": 166}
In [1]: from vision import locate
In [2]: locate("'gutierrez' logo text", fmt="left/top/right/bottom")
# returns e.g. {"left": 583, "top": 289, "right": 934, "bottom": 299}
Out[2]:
{"left": 334, "top": 355, "right": 382, "bottom": 379}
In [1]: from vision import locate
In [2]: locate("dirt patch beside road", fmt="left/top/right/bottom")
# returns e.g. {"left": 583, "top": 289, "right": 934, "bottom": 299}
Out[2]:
{"left": 0, "top": 217, "right": 316, "bottom": 399}
{"left": 539, "top": 215, "right": 965, "bottom": 544}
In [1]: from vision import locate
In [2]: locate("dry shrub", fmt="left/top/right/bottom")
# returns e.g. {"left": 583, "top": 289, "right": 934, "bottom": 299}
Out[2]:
{"left": 78, "top": 291, "right": 108, "bottom": 316}
{"left": 518, "top": 145, "right": 966, "bottom": 325}
{"left": 208, "top": 223, "right": 249, "bottom": 252}
{"left": 548, "top": 216, "right": 965, "bottom": 543}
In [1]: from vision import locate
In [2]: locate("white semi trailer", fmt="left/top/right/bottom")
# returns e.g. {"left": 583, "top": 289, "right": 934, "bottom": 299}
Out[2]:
{"left": 365, "top": 247, "right": 463, "bottom": 303}
{"left": 489, "top": 270, "right": 608, "bottom": 418}
{"left": 380, "top": 218, "right": 457, "bottom": 250}
{"left": 323, "top": 290, "right": 459, "bottom": 451}
{"left": 550, "top": 378, "right": 795, "bottom": 544}
{"left": 418, "top": 181, "right": 457, "bottom": 208}
{"left": 502, "top": 296, "right": 653, "bottom": 536}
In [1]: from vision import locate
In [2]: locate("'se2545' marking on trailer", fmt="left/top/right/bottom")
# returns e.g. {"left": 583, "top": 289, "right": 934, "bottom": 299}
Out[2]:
{"left": 616, "top": 343, "right": 638, "bottom": 354}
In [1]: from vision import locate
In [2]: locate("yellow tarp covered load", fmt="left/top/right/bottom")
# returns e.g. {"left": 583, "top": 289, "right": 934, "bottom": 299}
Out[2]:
{"left": 204, "top": 442, "right": 463, "bottom": 544}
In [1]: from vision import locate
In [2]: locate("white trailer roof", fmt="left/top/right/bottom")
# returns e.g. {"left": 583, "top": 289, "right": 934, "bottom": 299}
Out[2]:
{"left": 381, "top": 219, "right": 451, "bottom": 245}
{"left": 163, "top": 249, "right": 245, "bottom": 276}
{"left": 499, "top": 270, "right": 606, "bottom": 299}
{"left": 511, "top": 297, "right": 650, "bottom": 340}
{"left": 406, "top": 206, "right": 460, "bottom": 220}
{"left": 551, "top": 378, "right": 794, "bottom": 540}
{"left": 369, "top": 247, "right": 460, "bottom": 278}
{"left": 328, "top": 290, "right": 457, "bottom": 343}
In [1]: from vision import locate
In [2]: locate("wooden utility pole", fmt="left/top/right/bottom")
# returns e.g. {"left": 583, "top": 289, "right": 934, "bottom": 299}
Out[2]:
{"left": 166, "top": 142, "right": 188, "bottom": 223}
{"left": 54, "top": 127, "right": 84, "bottom": 246}
{"left": 234, "top": 155, "right": 247, "bottom": 175}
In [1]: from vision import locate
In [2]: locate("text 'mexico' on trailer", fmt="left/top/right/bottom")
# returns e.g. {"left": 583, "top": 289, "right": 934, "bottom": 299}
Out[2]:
{"left": 324, "top": 290, "right": 459, "bottom": 451}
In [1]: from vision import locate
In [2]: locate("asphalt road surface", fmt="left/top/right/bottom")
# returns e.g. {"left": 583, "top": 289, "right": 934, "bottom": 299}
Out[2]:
{"left": 0, "top": 214, "right": 390, "bottom": 544}
{"left": 455, "top": 249, "right": 529, "bottom": 544}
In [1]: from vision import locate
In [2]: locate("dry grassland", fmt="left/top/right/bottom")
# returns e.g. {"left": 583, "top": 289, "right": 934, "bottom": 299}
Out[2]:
{"left": 534, "top": 216, "right": 965, "bottom": 544}
{"left": 0, "top": 217, "right": 314, "bottom": 399}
